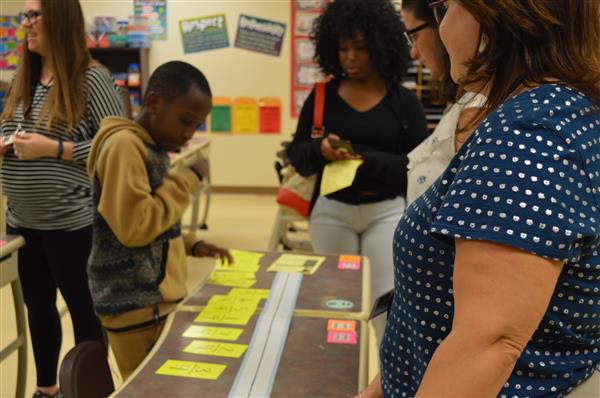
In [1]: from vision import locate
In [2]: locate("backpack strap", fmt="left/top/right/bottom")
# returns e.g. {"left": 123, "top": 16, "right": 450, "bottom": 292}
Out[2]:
{"left": 311, "top": 82, "right": 326, "bottom": 138}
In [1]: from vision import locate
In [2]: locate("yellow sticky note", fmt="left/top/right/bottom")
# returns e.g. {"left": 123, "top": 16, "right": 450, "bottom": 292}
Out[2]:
{"left": 228, "top": 288, "right": 270, "bottom": 300}
{"left": 320, "top": 159, "right": 363, "bottom": 196}
{"left": 208, "top": 277, "right": 256, "bottom": 288}
{"left": 155, "top": 359, "right": 226, "bottom": 380}
{"left": 194, "top": 307, "right": 255, "bottom": 325}
{"left": 211, "top": 270, "right": 256, "bottom": 280}
{"left": 207, "top": 294, "right": 261, "bottom": 308}
{"left": 182, "top": 325, "right": 244, "bottom": 341}
{"left": 267, "top": 254, "right": 326, "bottom": 275}
{"left": 184, "top": 340, "right": 248, "bottom": 358}
{"left": 194, "top": 294, "right": 259, "bottom": 325}
{"left": 230, "top": 249, "right": 264, "bottom": 260}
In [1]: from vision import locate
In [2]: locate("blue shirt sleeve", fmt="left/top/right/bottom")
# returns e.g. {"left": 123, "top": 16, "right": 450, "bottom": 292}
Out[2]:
{"left": 430, "top": 94, "right": 598, "bottom": 263}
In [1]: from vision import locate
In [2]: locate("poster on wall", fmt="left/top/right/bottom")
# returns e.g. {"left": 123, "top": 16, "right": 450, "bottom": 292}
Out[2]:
{"left": 234, "top": 14, "right": 286, "bottom": 57}
{"left": 0, "top": 15, "right": 25, "bottom": 70}
{"left": 290, "top": 0, "right": 329, "bottom": 117}
{"left": 180, "top": 14, "right": 229, "bottom": 54}
{"left": 134, "top": 0, "right": 167, "bottom": 41}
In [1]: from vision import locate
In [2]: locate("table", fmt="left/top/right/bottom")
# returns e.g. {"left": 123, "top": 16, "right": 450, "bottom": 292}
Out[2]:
{"left": 169, "top": 134, "right": 211, "bottom": 231}
{"left": 182, "top": 251, "right": 371, "bottom": 321}
{"left": 112, "top": 311, "right": 368, "bottom": 397}
{"left": 0, "top": 235, "right": 27, "bottom": 398}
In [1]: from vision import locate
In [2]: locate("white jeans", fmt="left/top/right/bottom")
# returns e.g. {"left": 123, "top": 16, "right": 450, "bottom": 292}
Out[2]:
{"left": 309, "top": 196, "right": 406, "bottom": 339}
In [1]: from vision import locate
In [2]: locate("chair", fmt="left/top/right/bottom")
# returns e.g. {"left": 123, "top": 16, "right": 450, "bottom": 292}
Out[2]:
{"left": 59, "top": 341, "right": 115, "bottom": 398}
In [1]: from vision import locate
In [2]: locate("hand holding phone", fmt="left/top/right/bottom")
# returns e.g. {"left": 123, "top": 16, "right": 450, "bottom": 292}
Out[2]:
{"left": 328, "top": 137, "right": 355, "bottom": 154}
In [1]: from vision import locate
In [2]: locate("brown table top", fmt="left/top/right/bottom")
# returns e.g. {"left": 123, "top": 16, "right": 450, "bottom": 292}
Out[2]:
{"left": 183, "top": 252, "right": 367, "bottom": 316}
{"left": 115, "top": 311, "right": 364, "bottom": 397}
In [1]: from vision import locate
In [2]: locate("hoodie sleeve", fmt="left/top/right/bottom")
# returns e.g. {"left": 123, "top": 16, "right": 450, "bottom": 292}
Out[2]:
{"left": 94, "top": 130, "right": 201, "bottom": 247}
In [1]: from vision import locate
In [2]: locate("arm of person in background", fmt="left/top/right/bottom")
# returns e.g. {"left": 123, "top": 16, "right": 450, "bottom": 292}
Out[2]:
{"left": 359, "top": 88, "right": 429, "bottom": 187}
{"left": 353, "top": 372, "right": 383, "bottom": 398}
{"left": 13, "top": 66, "right": 125, "bottom": 162}
{"left": 415, "top": 241, "right": 563, "bottom": 396}
{"left": 182, "top": 233, "right": 234, "bottom": 264}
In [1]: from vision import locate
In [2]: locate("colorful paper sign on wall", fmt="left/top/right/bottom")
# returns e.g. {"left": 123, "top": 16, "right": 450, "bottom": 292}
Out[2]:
{"left": 291, "top": 0, "right": 328, "bottom": 117}
{"left": 134, "top": 0, "right": 167, "bottom": 41}
{"left": 259, "top": 97, "right": 281, "bottom": 134}
{"left": 233, "top": 97, "right": 258, "bottom": 134}
{"left": 235, "top": 14, "right": 286, "bottom": 57}
{"left": 180, "top": 14, "right": 229, "bottom": 54}
{"left": 210, "top": 97, "right": 232, "bottom": 133}
{"left": 155, "top": 359, "right": 226, "bottom": 380}
{"left": 1, "top": 16, "right": 26, "bottom": 70}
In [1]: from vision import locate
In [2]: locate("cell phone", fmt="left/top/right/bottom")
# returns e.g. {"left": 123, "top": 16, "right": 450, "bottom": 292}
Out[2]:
{"left": 328, "top": 137, "right": 355, "bottom": 154}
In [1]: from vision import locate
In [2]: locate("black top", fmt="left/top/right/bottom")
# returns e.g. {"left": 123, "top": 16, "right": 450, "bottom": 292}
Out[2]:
{"left": 287, "top": 79, "right": 428, "bottom": 205}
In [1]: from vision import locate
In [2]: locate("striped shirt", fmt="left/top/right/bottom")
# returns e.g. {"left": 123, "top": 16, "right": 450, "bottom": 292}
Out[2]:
{"left": 0, "top": 66, "right": 125, "bottom": 231}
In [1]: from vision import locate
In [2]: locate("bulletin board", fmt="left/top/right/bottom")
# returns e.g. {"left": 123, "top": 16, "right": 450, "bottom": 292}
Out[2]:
{"left": 0, "top": 15, "right": 25, "bottom": 70}
{"left": 290, "top": 0, "right": 328, "bottom": 118}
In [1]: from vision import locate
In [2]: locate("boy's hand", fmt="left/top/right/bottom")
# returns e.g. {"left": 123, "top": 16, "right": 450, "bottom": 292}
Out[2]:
{"left": 190, "top": 157, "right": 210, "bottom": 179}
{"left": 193, "top": 241, "right": 233, "bottom": 264}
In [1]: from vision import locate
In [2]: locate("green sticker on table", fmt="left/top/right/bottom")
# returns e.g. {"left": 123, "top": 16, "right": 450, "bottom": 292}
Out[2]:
{"left": 325, "top": 299, "right": 354, "bottom": 310}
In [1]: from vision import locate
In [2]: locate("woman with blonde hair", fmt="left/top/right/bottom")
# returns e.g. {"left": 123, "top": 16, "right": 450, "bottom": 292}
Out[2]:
{"left": 0, "top": 0, "right": 124, "bottom": 396}
{"left": 358, "top": 0, "right": 600, "bottom": 396}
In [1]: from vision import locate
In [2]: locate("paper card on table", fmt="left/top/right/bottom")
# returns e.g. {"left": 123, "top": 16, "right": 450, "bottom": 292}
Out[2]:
{"left": 327, "top": 331, "right": 357, "bottom": 345}
{"left": 320, "top": 159, "right": 364, "bottom": 196}
{"left": 207, "top": 294, "right": 261, "bottom": 308}
{"left": 195, "top": 294, "right": 259, "bottom": 325}
{"left": 194, "top": 307, "right": 255, "bottom": 325}
{"left": 211, "top": 270, "right": 257, "bottom": 280}
{"left": 182, "top": 325, "right": 244, "bottom": 341}
{"left": 228, "top": 288, "right": 270, "bottom": 300}
{"left": 327, "top": 319, "right": 357, "bottom": 332}
{"left": 184, "top": 340, "right": 248, "bottom": 358}
{"left": 267, "top": 253, "right": 326, "bottom": 275}
{"left": 337, "top": 255, "right": 362, "bottom": 270}
{"left": 155, "top": 359, "right": 226, "bottom": 380}
{"left": 207, "top": 277, "right": 256, "bottom": 288}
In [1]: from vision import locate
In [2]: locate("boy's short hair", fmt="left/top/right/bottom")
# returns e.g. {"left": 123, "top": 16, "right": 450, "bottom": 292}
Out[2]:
{"left": 144, "top": 61, "right": 212, "bottom": 103}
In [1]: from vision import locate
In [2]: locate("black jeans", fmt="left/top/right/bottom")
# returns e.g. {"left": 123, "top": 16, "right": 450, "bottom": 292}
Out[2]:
{"left": 7, "top": 225, "right": 104, "bottom": 387}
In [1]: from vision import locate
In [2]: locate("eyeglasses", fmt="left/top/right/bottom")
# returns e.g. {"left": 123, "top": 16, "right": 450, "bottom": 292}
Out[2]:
{"left": 429, "top": 0, "right": 449, "bottom": 24}
{"left": 403, "top": 22, "right": 431, "bottom": 47}
{"left": 19, "top": 10, "right": 43, "bottom": 24}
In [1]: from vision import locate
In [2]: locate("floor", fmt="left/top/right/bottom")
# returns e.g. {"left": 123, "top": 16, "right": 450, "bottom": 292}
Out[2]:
{"left": 1, "top": 193, "right": 379, "bottom": 397}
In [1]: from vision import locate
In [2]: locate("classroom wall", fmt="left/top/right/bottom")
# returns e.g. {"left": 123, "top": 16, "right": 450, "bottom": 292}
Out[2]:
{"left": 2, "top": 0, "right": 295, "bottom": 188}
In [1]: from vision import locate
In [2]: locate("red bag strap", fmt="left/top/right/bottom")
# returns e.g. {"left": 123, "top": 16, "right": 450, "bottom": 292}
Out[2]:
{"left": 311, "top": 82, "right": 326, "bottom": 138}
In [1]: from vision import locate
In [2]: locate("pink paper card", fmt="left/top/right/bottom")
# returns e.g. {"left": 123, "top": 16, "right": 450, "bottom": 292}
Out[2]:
{"left": 327, "top": 331, "right": 357, "bottom": 345}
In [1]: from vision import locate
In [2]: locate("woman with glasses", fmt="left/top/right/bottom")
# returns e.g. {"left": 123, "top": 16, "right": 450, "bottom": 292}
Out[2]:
{"left": 0, "top": 1, "right": 124, "bottom": 397}
{"left": 357, "top": 0, "right": 600, "bottom": 397}
{"left": 402, "top": 0, "right": 486, "bottom": 204}
{"left": 287, "top": 0, "right": 428, "bottom": 342}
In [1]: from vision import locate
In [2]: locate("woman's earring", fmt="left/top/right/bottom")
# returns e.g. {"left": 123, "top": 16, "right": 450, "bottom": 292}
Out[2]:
{"left": 478, "top": 34, "right": 488, "bottom": 54}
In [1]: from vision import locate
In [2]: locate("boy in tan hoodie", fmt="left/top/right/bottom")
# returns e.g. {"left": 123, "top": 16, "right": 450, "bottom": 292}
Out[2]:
{"left": 86, "top": 61, "right": 231, "bottom": 380}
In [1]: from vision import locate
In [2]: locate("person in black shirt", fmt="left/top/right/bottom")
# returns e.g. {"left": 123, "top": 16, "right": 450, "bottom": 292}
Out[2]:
{"left": 287, "top": 0, "right": 428, "bottom": 340}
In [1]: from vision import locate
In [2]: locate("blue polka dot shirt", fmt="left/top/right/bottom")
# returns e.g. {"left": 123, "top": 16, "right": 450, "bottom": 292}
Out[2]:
{"left": 381, "top": 85, "right": 600, "bottom": 398}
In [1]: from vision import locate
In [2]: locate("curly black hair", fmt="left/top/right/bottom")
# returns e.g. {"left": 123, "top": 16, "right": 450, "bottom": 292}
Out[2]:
{"left": 311, "top": 0, "right": 410, "bottom": 86}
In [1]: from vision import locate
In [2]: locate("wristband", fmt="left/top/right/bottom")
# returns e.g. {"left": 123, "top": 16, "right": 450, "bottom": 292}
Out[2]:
{"left": 56, "top": 138, "right": 64, "bottom": 159}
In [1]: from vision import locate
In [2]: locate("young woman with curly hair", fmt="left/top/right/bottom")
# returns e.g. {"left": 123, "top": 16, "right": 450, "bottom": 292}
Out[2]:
{"left": 287, "top": 0, "right": 428, "bottom": 340}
